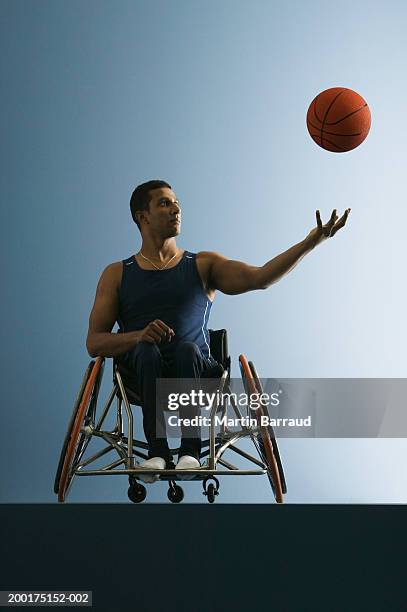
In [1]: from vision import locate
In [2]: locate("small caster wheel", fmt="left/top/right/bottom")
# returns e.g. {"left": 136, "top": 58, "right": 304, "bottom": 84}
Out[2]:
{"left": 168, "top": 484, "right": 184, "bottom": 503}
{"left": 128, "top": 483, "right": 147, "bottom": 503}
{"left": 203, "top": 476, "right": 220, "bottom": 503}
{"left": 207, "top": 483, "right": 216, "bottom": 503}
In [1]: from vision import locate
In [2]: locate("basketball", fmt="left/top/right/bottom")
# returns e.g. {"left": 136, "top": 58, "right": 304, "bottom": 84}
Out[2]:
{"left": 306, "top": 87, "right": 371, "bottom": 152}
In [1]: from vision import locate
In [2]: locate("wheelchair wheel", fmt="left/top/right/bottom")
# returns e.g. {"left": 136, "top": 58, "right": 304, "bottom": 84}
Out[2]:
{"left": 128, "top": 482, "right": 147, "bottom": 503}
{"left": 203, "top": 477, "right": 219, "bottom": 503}
{"left": 57, "top": 357, "right": 105, "bottom": 502}
{"left": 207, "top": 483, "right": 216, "bottom": 504}
{"left": 239, "top": 354, "right": 284, "bottom": 504}
{"left": 249, "top": 361, "right": 287, "bottom": 495}
{"left": 167, "top": 483, "right": 184, "bottom": 503}
{"left": 54, "top": 361, "right": 94, "bottom": 494}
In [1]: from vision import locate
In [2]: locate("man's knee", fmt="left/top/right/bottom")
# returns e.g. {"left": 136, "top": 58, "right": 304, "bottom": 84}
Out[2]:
{"left": 175, "top": 341, "right": 201, "bottom": 362}
{"left": 174, "top": 342, "right": 204, "bottom": 374}
{"left": 132, "top": 341, "right": 162, "bottom": 370}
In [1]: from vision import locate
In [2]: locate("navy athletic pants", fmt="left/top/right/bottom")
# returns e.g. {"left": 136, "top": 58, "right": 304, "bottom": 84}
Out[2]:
{"left": 118, "top": 341, "right": 217, "bottom": 464}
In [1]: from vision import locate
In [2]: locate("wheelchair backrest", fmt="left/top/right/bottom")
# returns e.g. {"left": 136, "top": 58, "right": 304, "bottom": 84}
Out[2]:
{"left": 208, "top": 329, "right": 229, "bottom": 369}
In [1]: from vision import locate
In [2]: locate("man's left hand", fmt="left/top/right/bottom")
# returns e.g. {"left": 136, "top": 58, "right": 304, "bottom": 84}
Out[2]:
{"left": 305, "top": 208, "right": 351, "bottom": 249}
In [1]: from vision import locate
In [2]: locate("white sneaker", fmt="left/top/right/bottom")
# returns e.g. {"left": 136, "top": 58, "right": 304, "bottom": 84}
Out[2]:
{"left": 175, "top": 455, "right": 200, "bottom": 480}
{"left": 137, "top": 457, "right": 166, "bottom": 483}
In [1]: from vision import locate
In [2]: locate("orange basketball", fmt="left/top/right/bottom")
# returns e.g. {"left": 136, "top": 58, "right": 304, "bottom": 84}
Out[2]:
{"left": 306, "top": 87, "right": 371, "bottom": 152}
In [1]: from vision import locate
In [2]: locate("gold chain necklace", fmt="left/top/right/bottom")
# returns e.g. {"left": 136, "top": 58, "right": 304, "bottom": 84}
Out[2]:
{"left": 138, "top": 250, "right": 178, "bottom": 270}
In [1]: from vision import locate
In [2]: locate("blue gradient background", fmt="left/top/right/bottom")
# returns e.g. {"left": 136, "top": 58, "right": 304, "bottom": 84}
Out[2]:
{"left": 1, "top": 0, "right": 406, "bottom": 503}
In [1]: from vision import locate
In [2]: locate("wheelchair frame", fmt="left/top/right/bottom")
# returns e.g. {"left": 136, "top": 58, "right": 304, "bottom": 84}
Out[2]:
{"left": 55, "top": 330, "right": 286, "bottom": 504}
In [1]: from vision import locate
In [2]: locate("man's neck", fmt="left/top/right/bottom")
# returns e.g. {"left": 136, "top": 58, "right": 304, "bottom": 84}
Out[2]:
{"left": 139, "top": 238, "right": 179, "bottom": 262}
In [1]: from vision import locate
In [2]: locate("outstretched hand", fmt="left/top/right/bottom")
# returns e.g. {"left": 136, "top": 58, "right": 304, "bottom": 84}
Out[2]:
{"left": 305, "top": 208, "right": 351, "bottom": 248}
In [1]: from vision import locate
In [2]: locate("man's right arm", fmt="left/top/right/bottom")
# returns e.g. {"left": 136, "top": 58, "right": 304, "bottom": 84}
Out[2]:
{"left": 86, "top": 263, "right": 176, "bottom": 358}
{"left": 86, "top": 263, "right": 139, "bottom": 358}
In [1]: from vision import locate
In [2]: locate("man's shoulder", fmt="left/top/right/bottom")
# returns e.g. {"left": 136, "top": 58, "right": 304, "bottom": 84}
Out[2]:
{"left": 196, "top": 251, "right": 218, "bottom": 262}
{"left": 195, "top": 251, "right": 218, "bottom": 272}
{"left": 101, "top": 261, "right": 123, "bottom": 290}
{"left": 196, "top": 251, "right": 228, "bottom": 265}
{"left": 104, "top": 260, "right": 123, "bottom": 274}
{"left": 196, "top": 251, "right": 229, "bottom": 286}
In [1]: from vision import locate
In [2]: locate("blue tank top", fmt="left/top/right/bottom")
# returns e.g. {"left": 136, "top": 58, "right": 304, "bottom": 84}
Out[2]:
{"left": 117, "top": 250, "right": 213, "bottom": 359}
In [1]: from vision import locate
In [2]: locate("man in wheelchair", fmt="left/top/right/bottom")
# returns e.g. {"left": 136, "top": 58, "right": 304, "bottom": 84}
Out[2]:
{"left": 86, "top": 179, "right": 350, "bottom": 480}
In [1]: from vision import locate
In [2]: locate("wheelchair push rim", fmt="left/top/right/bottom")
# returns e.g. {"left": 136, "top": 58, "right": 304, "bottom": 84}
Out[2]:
{"left": 54, "top": 361, "right": 94, "bottom": 494}
{"left": 239, "top": 354, "right": 284, "bottom": 504}
{"left": 248, "top": 361, "right": 287, "bottom": 495}
{"left": 57, "top": 357, "right": 104, "bottom": 502}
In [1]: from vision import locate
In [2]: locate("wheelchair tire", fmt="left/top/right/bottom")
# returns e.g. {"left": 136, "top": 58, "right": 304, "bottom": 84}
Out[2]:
{"left": 239, "top": 354, "right": 284, "bottom": 504}
{"left": 248, "top": 361, "right": 287, "bottom": 495}
{"left": 167, "top": 484, "right": 184, "bottom": 503}
{"left": 54, "top": 361, "right": 94, "bottom": 494}
{"left": 57, "top": 357, "right": 104, "bottom": 502}
{"left": 128, "top": 483, "right": 147, "bottom": 503}
{"left": 207, "top": 483, "right": 216, "bottom": 503}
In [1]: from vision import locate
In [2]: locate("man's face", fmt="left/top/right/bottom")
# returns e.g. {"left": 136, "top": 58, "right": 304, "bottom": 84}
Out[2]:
{"left": 139, "top": 187, "right": 181, "bottom": 238}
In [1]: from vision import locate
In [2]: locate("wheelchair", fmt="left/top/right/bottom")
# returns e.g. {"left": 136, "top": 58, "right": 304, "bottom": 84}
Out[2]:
{"left": 54, "top": 329, "right": 287, "bottom": 504}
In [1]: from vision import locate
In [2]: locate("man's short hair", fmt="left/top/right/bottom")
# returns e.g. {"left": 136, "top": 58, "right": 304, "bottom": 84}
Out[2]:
{"left": 130, "top": 180, "right": 172, "bottom": 231}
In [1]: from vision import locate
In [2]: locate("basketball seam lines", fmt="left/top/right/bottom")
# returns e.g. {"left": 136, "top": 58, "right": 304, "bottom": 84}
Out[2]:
{"left": 325, "top": 104, "right": 368, "bottom": 125}
{"left": 310, "top": 134, "right": 347, "bottom": 152}
{"left": 313, "top": 100, "right": 323, "bottom": 125}
{"left": 307, "top": 119, "right": 362, "bottom": 137}
{"left": 320, "top": 91, "right": 344, "bottom": 148}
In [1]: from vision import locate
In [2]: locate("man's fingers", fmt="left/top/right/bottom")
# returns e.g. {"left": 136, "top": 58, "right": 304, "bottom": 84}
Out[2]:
{"left": 330, "top": 209, "right": 338, "bottom": 222}
{"left": 152, "top": 319, "right": 170, "bottom": 332}
{"left": 144, "top": 332, "right": 160, "bottom": 343}
{"left": 330, "top": 208, "right": 351, "bottom": 236}
{"left": 162, "top": 321, "right": 175, "bottom": 335}
{"left": 150, "top": 326, "right": 167, "bottom": 342}
{"left": 149, "top": 329, "right": 164, "bottom": 343}
{"left": 325, "top": 209, "right": 338, "bottom": 235}
{"left": 151, "top": 320, "right": 175, "bottom": 340}
{"left": 330, "top": 209, "right": 339, "bottom": 226}
{"left": 153, "top": 319, "right": 173, "bottom": 334}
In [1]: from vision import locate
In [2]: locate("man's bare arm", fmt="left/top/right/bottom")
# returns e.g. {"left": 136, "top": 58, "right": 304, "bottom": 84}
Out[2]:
{"left": 207, "top": 209, "right": 350, "bottom": 295}
{"left": 206, "top": 240, "right": 312, "bottom": 295}
{"left": 86, "top": 263, "right": 175, "bottom": 358}
{"left": 86, "top": 263, "right": 139, "bottom": 358}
